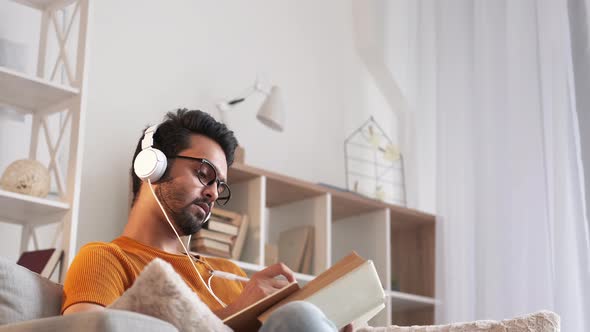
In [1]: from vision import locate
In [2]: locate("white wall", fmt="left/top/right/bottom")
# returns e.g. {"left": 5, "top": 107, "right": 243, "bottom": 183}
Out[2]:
{"left": 0, "top": 0, "right": 430, "bottom": 258}
{"left": 75, "top": 0, "right": 398, "bottom": 249}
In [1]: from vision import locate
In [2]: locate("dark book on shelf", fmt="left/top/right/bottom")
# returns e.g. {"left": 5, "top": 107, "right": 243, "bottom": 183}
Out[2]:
{"left": 16, "top": 248, "right": 62, "bottom": 276}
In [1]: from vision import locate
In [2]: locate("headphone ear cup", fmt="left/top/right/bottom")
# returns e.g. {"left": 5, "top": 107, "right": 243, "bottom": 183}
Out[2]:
{"left": 134, "top": 148, "right": 167, "bottom": 182}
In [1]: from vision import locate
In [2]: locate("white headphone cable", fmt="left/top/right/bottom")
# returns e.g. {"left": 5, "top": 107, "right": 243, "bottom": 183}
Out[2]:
{"left": 147, "top": 180, "right": 228, "bottom": 308}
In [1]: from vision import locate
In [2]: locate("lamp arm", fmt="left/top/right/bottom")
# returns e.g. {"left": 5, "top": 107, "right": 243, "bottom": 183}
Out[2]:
{"left": 226, "top": 85, "right": 258, "bottom": 106}
{"left": 227, "top": 97, "right": 246, "bottom": 106}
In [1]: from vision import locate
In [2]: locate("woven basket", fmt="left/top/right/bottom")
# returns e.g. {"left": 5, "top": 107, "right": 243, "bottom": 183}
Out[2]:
{"left": 0, "top": 159, "right": 51, "bottom": 198}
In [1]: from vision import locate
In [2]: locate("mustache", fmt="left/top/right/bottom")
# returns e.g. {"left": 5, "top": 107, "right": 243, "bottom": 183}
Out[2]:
{"left": 191, "top": 198, "right": 212, "bottom": 208}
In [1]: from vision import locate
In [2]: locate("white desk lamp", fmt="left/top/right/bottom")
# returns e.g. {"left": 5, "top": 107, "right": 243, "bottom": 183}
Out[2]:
{"left": 216, "top": 80, "right": 285, "bottom": 132}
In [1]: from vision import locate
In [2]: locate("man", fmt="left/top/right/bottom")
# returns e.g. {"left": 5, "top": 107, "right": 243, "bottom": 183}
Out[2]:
{"left": 61, "top": 109, "right": 343, "bottom": 331}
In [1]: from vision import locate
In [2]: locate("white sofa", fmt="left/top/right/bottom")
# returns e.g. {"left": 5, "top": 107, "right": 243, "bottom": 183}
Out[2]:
{"left": 0, "top": 256, "right": 560, "bottom": 332}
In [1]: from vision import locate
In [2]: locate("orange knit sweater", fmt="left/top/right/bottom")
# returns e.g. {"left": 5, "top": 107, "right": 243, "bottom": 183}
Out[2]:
{"left": 61, "top": 236, "right": 246, "bottom": 313}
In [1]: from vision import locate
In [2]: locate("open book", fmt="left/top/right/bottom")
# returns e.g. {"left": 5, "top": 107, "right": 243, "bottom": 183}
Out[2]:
{"left": 223, "top": 252, "right": 385, "bottom": 332}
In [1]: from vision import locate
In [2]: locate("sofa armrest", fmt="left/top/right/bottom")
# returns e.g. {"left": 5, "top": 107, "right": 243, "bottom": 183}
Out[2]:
{"left": 0, "top": 309, "right": 178, "bottom": 332}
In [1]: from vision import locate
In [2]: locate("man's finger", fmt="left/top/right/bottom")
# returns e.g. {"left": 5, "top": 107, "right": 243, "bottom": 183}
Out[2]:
{"left": 271, "top": 278, "right": 290, "bottom": 289}
{"left": 258, "top": 263, "right": 296, "bottom": 282}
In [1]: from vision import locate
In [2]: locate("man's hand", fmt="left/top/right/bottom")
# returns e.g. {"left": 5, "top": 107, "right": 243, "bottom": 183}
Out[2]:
{"left": 214, "top": 263, "right": 296, "bottom": 319}
{"left": 238, "top": 263, "right": 296, "bottom": 300}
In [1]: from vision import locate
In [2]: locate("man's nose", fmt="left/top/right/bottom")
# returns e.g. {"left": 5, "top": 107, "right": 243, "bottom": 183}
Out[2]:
{"left": 203, "top": 182, "right": 219, "bottom": 202}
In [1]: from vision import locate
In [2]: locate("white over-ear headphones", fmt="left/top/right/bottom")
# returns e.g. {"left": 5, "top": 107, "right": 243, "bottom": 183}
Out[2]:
{"left": 133, "top": 124, "right": 168, "bottom": 182}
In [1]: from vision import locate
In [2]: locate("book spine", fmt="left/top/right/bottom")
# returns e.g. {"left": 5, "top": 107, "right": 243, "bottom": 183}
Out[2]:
{"left": 194, "top": 231, "right": 235, "bottom": 244}
{"left": 231, "top": 215, "right": 249, "bottom": 260}
{"left": 194, "top": 246, "right": 232, "bottom": 258}
{"left": 208, "top": 220, "right": 239, "bottom": 236}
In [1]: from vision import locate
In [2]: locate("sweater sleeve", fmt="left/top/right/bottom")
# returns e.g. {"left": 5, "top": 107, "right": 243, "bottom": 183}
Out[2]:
{"left": 61, "top": 242, "right": 134, "bottom": 313}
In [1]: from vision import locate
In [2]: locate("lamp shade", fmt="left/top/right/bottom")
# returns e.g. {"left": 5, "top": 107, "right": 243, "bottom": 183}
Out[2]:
{"left": 256, "top": 86, "right": 285, "bottom": 132}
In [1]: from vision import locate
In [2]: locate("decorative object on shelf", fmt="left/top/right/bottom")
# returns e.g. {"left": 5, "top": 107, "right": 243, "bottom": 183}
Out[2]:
{"left": 216, "top": 78, "right": 285, "bottom": 132}
{"left": 1, "top": 159, "right": 51, "bottom": 197}
{"left": 344, "top": 116, "right": 406, "bottom": 206}
{"left": 0, "top": 38, "right": 27, "bottom": 122}
{"left": 264, "top": 243, "right": 279, "bottom": 266}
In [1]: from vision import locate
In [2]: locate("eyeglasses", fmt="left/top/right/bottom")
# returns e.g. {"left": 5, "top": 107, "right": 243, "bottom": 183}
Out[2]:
{"left": 169, "top": 155, "right": 231, "bottom": 206}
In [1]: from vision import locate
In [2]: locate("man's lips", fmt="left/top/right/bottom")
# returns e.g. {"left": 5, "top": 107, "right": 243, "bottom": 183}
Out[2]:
{"left": 195, "top": 202, "right": 210, "bottom": 215}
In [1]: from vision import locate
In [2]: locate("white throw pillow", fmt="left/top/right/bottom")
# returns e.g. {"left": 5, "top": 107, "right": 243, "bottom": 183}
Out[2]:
{"left": 108, "top": 258, "right": 232, "bottom": 332}
{"left": 357, "top": 310, "right": 560, "bottom": 332}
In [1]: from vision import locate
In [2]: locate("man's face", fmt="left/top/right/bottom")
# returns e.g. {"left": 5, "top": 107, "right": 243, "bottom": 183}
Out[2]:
{"left": 156, "top": 134, "right": 229, "bottom": 235}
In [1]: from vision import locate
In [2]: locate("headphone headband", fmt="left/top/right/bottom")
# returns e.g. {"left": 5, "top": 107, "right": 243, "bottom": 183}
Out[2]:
{"left": 141, "top": 124, "right": 160, "bottom": 150}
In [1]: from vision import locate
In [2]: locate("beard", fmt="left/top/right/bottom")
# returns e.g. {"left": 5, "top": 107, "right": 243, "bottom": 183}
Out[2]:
{"left": 156, "top": 181, "right": 210, "bottom": 236}
{"left": 173, "top": 207, "right": 208, "bottom": 235}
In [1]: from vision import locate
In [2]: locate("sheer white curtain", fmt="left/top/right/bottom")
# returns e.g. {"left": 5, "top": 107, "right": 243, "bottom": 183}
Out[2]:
{"left": 416, "top": 0, "right": 590, "bottom": 331}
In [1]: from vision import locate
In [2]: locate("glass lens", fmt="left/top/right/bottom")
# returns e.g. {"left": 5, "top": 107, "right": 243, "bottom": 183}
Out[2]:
{"left": 197, "top": 162, "right": 216, "bottom": 186}
{"left": 217, "top": 183, "right": 231, "bottom": 205}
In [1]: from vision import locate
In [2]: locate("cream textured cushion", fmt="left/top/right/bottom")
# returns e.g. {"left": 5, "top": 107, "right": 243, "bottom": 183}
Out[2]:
{"left": 108, "top": 258, "right": 232, "bottom": 332}
{"left": 358, "top": 311, "right": 559, "bottom": 332}
{"left": 0, "top": 256, "right": 63, "bottom": 324}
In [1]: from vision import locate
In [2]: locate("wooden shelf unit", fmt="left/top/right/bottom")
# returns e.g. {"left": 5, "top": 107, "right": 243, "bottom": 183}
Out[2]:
{"left": 0, "top": 66, "right": 79, "bottom": 112}
{"left": 12, "top": 0, "right": 78, "bottom": 10}
{"left": 0, "top": 0, "right": 90, "bottom": 280}
{"left": 226, "top": 162, "right": 437, "bottom": 326}
{"left": 0, "top": 189, "right": 70, "bottom": 225}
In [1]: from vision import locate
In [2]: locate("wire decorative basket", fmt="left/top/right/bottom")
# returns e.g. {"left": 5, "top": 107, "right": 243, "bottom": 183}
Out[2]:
{"left": 344, "top": 117, "right": 406, "bottom": 206}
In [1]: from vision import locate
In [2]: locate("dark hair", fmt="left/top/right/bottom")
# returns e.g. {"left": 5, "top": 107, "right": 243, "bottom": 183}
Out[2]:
{"left": 130, "top": 108, "right": 238, "bottom": 205}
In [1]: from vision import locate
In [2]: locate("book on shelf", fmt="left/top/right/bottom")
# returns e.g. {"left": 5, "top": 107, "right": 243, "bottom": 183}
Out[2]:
{"left": 230, "top": 215, "right": 248, "bottom": 260}
{"left": 207, "top": 220, "right": 239, "bottom": 236}
{"left": 211, "top": 207, "right": 243, "bottom": 225}
{"left": 192, "top": 245, "right": 232, "bottom": 258}
{"left": 264, "top": 243, "right": 279, "bottom": 266}
{"left": 16, "top": 248, "right": 63, "bottom": 278}
{"left": 278, "top": 225, "right": 314, "bottom": 274}
{"left": 223, "top": 252, "right": 385, "bottom": 332}
{"left": 195, "top": 229, "right": 235, "bottom": 244}
{"left": 299, "top": 229, "right": 313, "bottom": 275}
{"left": 192, "top": 238, "right": 231, "bottom": 253}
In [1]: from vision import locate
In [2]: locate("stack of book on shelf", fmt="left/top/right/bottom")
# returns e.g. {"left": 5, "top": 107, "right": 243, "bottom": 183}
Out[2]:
{"left": 191, "top": 208, "right": 249, "bottom": 259}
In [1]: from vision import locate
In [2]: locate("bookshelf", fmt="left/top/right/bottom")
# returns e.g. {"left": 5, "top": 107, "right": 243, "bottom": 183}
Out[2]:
{"left": 0, "top": 66, "right": 79, "bottom": 111}
{"left": 0, "top": 189, "right": 70, "bottom": 225}
{"left": 0, "top": 0, "right": 90, "bottom": 280}
{"left": 223, "top": 162, "right": 437, "bottom": 327}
